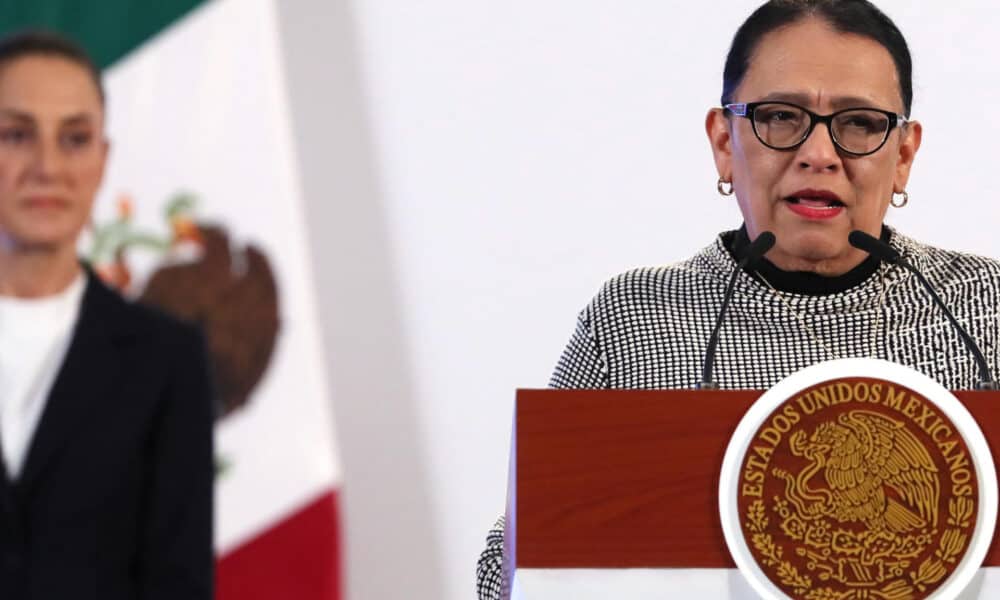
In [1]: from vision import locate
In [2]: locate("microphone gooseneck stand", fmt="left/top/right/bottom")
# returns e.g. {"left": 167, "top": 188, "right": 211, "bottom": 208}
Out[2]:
{"left": 849, "top": 230, "right": 999, "bottom": 391}
{"left": 699, "top": 231, "right": 776, "bottom": 390}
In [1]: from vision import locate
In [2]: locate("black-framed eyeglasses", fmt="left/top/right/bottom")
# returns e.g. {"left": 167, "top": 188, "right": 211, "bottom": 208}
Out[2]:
{"left": 724, "top": 101, "right": 910, "bottom": 156}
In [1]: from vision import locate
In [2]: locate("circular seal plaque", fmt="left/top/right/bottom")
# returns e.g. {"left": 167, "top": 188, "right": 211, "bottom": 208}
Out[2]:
{"left": 719, "top": 359, "right": 997, "bottom": 600}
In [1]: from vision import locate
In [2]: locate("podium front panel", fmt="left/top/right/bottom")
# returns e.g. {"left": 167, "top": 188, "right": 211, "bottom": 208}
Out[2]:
{"left": 510, "top": 389, "right": 1000, "bottom": 571}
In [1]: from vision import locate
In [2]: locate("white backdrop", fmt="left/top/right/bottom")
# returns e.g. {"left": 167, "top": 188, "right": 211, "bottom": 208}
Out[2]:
{"left": 276, "top": 2, "right": 1000, "bottom": 599}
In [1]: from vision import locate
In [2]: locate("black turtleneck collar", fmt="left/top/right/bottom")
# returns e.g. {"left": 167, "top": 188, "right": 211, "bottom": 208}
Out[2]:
{"left": 723, "top": 225, "right": 892, "bottom": 296}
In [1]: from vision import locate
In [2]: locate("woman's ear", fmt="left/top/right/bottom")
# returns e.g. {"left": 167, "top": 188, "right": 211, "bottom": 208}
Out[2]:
{"left": 706, "top": 108, "right": 733, "bottom": 181}
{"left": 893, "top": 119, "right": 922, "bottom": 193}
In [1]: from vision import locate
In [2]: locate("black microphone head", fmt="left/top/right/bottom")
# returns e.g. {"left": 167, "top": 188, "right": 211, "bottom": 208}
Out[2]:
{"left": 753, "top": 231, "right": 776, "bottom": 253}
{"left": 848, "top": 230, "right": 900, "bottom": 263}
{"left": 740, "top": 231, "right": 776, "bottom": 267}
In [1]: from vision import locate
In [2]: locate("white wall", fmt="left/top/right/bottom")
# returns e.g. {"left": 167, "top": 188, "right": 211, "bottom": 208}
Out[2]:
{"left": 277, "top": 2, "right": 1000, "bottom": 599}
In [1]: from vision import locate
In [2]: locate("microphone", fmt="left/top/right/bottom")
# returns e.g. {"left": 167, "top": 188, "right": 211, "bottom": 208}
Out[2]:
{"left": 849, "top": 230, "right": 998, "bottom": 390}
{"left": 699, "top": 231, "right": 776, "bottom": 389}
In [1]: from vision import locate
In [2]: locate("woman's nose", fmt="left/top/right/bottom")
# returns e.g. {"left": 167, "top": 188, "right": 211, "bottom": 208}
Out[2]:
{"left": 795, "top": 122, "right": 841, "bottom": 172}
{"left": 30, "top": 139, "right": 65, "bottom": 181}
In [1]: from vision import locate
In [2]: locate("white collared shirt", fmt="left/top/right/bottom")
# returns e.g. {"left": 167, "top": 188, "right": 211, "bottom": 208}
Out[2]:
{"left": 0, "top": 273, "right": 86, "bottom": 479}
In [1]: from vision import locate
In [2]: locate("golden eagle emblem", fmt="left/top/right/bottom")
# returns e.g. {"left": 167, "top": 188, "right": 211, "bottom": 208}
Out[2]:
{"left": 778, "top": 410, "right": 940, "bottom": 536}
{"left": 735, "top": 381, "right": 979, "bottom": 600}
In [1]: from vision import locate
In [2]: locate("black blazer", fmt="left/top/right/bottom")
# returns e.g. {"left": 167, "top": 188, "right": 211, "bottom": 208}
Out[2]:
{"left": 0, "top": 271, "right": 214, "bottom": 599}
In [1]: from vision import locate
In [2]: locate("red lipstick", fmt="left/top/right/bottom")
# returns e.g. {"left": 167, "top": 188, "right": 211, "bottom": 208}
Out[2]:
{"left": 784, "top": 189, "right": 844, "bottom": 220}
{"left": 22, "top": 196, "right": 69, "bottom": 210}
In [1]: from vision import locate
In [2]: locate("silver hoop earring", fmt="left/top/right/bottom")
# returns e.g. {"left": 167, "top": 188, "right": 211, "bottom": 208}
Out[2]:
{"left": 891, "top": 191, "right": 909, "bottom": 208}
{"left": 717, "top": 178, "right": 734, "bottom": 197}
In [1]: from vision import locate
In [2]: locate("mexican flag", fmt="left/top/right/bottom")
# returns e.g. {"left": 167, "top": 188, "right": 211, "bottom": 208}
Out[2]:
{"left": 0, "top": 1, "right": 342, "bottom": 598}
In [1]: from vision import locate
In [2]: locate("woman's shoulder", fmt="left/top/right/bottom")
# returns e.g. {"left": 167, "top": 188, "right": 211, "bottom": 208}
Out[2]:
{"left": 83, "top": 270, "right": 205, "bottom": 354}
{"left": 894, "top": 230, "right": 1000, "bottom": 286}
{"left": 588, "top": 235, "right": 732, "bottom": 309}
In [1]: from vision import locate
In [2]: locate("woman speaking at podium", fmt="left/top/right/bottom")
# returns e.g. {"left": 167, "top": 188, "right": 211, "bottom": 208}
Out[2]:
{"left": 477, "top": 0, "right": 1000, "bottom": 598}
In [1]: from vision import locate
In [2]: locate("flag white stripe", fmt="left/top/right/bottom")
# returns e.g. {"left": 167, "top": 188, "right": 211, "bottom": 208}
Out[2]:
{"left": 100, "top": 0, "right": 340, "bottom": 554}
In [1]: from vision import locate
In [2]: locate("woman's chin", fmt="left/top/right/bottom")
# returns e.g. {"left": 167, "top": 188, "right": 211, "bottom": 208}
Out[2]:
{"left": 782, "top": 229, "right": 847, "bottom": 256}
{"left": 3, "top": 230, "right": 79, "bottom": 253}
{"left": 1, "top": 215, "right": 86, "bottom": 250}
{"left": 767, "top": 233, "right": 864, "bottom": 275}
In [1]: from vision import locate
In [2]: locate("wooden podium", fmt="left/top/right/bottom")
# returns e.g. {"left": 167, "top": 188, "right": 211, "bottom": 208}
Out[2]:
{"left": 503, "top": 389, "right": 1000, "bottom": 599}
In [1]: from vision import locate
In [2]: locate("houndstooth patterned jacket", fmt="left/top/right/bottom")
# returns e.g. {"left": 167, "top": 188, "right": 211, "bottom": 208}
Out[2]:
{"left": 476, "top": 228, "right": 1000, "bottom": 600}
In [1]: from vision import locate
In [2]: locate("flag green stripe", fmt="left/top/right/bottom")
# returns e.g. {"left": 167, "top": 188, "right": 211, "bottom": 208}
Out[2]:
{"left": 0, "top": 0, "right": 207, "bottom": 69}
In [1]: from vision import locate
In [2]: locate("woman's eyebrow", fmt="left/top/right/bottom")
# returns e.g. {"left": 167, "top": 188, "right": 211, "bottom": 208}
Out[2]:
{"left": 758, "top": 91, "right": 814, "bottom": 104}
{"left": 757, "top": 92, "right": 884, "bottom": 110}
{"left": 0, "top": 109, "right": 97, "bottom": 125}
{"left": 828, "top": 95, "right": 884, "bottom": 110}
{"left": 60, "top": 113, "right": 96, "bottom": 126}
{"left": 0, "top": 108, "right": 34, "bottom": 121}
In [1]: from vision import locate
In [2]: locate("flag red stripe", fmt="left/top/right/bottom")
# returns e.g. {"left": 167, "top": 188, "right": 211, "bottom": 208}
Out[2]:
{"left": 216, "top": 490, "right": 341, "bottom": 600}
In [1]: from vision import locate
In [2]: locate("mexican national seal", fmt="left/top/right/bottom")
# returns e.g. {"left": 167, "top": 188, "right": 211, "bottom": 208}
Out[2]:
{"left": 720, "top": 359, "right": 997, "bottom": 600}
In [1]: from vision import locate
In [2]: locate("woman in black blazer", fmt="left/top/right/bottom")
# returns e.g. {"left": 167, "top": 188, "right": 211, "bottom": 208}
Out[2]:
{"left": 0, "top": 32, "right": 213, "bottom": 599}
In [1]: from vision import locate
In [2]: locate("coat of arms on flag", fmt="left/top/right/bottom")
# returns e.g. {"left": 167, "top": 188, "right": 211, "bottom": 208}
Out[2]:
{"left": 0, "top": 0, "right": 345, "bottom": 598}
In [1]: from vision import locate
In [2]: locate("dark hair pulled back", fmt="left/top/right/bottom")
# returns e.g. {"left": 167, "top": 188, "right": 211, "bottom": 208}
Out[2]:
{"left": 0, "top": 30, "right": 104, "bottom": 105}
{"left": 722, "top": 0, "right": 912, "bottom": 116}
